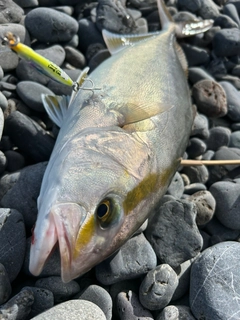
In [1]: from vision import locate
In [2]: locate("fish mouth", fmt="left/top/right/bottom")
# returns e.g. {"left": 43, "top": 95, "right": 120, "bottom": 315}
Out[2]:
{"left": 29, "top": 202, "right": 88, "bottom": 283}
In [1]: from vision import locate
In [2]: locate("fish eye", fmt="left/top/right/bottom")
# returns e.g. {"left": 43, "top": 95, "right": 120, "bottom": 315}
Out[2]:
{"left": 96, "top": 200, "right": 110, "bottom": 220}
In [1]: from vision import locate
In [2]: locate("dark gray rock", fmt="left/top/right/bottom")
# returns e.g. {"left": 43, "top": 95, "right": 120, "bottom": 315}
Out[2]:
{"left": 178, "top": 0, "right": 201, "bottom": 12}
{"left": 214, "top": 13, "right": 239, "bottom": 28}
{"left": 189, "top": 190, "right": 216, "bottom": 226}
{"left": 190, "top": 241, "right": 240, "bottom": 320}
{"left": 139, "top": 264, "right": 178, "bottom": 310}
{"left": 0, "top": 91, "right": 8, "bottom": 111}
{"left": 188, "top": 67, "right": 214, "bottom": 85}
{"left": 192, "top": 80, "right": 228, "bottom": 118}
{"left": 0, "top": 0, "right": 24, "bottom": 24}
{"left": 181, "top": 165, "right": 209, "bottom": 184}
{"left": 186, "top": 137, "right": 207, "bottom": 158}
{"left": 223, "top": 3, "right": 240, "bottom": 26}
{"left": 16, "top": 81, "right": 54, "bottom": 112}
{"left": 14, "top": 0, "right": 38, "bottom": 7}
{"left": 213, "top": 28, "right": 240, "bottom": 57}
{"left": 64, "top": 46, "right": 86, "bottom": 69}
{"left": 0, "top": 263, "right": 11, "bottom": 305}
{"left": 96, "top": 233, "right": 157, "bottom": 285}
{"left": 25, "top": 8, "right": 78, "bottom": 43}
{"left": 229, "top": 130, "right": 240, "bottom": 148}
{"left": 191, "top": 113, "right": 209, "bottom": 139}
{"left": 202, "top": 149, "right": 215, "bottom": 160}
{"left": 184, "top": 183, "right": 207, "bottom": 195}
{"left": 0, "top": 208, "right": 26, "bottom": 282}
{"left": 0, "top": 150, "right": 7, "bottom": 174}
{"left": 31, "top": 300, "right": 107, "bottom": 319}
{"left": 181, "top": 44, "right": 210, "bottom": 67}
{"left": 88, "top": 49, "right": 111, "bottom": 71}
{"left": 23, "top": 286, "right": 54, "bottom": 319}
{"left": 109, "top": 278, "right": 141, "bottom": 305}
{"left": 35, "top": 276, "right": 80, "bottom": 304}
{"left": 216, "top": 74, "right": 240, "bottom": 90}
{"left": 200, "top": 230, "right": 211, "bottom": 250}
{"left": 206, "top": 126, "right": 231, "bottom": 151}
{"left": 4, "top": 111, "right": 55, "bottom": 163}
{"left": 156, "top": 305, "right": 195, "bottom": 320}
{"left": 166, "top": 172, "right": 184, "bottom": 199}
{"left": 210, "top": 179, "right": 240, "bottom": 229}
{"left": 117, "top": 290, "right": 153, "bottom": 320}
{"left": 4, "top": 150, "right": 25, "bottom": 172}
{"left": 146, "top": 200, "right": 203, "bottom": 268}
{"left": 172, "top": 259, "right": 194, "bottom": 301}
{"left": 0, "top": 288, "right": 34, "bottom": 320}
{"left": 197, "top": 0, "right": 220, "bottom": 19}
{"left": 76, "top": 285, "right": 112, "bottom": 320}
{"left": 0, "top": 162, "right": 47, "bottom": 230}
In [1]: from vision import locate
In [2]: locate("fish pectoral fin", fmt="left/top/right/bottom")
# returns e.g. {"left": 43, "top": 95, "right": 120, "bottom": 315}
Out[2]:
{"left": 175, "top": 19, "right": 214, "bottom": 38}
{"left": 41, "top": 94, "right": 69, "bottom": 127}
{"left": 116, "top": 101, "right": 173, "bottom": 125}
{"left": 102, "top": 29, "right": 160, "bottom": 55}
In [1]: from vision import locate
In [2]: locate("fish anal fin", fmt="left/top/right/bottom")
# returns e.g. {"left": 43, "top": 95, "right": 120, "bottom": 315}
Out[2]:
{"left": 41, "top": 94, "right": 69, "bottom": 127}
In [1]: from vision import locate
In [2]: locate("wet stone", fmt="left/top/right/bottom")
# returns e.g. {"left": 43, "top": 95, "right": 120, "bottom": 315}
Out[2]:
{"left": 0, "top": 208, "right": 26, "bottom": 282}
{"left": 4, "top": 111, "right": 55, "bottom": 163}
{"left": 24, "top": 286, "right": 54, "bottom": 319}
{"left": 206, "top": 126, "right": 231, "bottom": 151}
{"left": 223, "top": 3, "right": 240, "bottom": 26}
{"left": 35, "top": 276, "right": 80, "bottom": 304}
{"left": 166, "top": 172, "right": 184, "bottom": 199}
{"left": 192, "top": 80, "right": 228, "bottom": 118}
{"left": 0, "top": 0, "right": 24, "bottom": 24}
{"left": 31, "top": 300, "right": 107, "bottom": 320}
{"left": 213, "top": 28, "right": 240, "bottom": 57}
{"left": 116, "top": 290, "right": 153, "bottom": 320}
{"left": 139, "top": 264, "right": 178, "bottom": 311}
{"left": 96, "top": 233, "right": 157, "bottom": 285}
{"left": 156, "top": 305, "right": 196, "bottom": 320}
{"left": 181, "top": 44, "right": 210, "bottom": 67}
{"left": 76, "top": 285, "right": 112, "bottom": 320}
{"left": 181, "top": 164, "right": 209, "bottom": 184}
{"left": 210, "top": 179, "right": 240, "bottom": 230}
{"left": 190, "top": 241, "right": 240, "bottom": 320}
{"left": 4, "top": 150, "right": 25, "bottom": 172}
{"left": 186, "top": 137, "right": 207, "bottom": 158}
{"left": 0, "top": 263, "right": 11, "bottom": 305}
{"left": 25, "top": 8, "right": 78, "bottom": 43}
{"left": 146, "top": 200, "right": 203, "bottom": 268}
{"left": 0, "top": 162, "right": 47, "bottom": 231}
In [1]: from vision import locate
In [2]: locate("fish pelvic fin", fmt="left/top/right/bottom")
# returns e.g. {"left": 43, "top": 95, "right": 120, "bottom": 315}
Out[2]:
{"left": 41, "top": 94, "right": 69, "bottom": 127}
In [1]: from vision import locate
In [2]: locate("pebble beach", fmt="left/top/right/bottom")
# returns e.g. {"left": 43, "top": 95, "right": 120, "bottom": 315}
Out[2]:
{"left": 0, "top": 0, "right": 240, "bottom": 319}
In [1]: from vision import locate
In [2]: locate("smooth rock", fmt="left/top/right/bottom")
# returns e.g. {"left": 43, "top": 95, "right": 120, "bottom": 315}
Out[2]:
{"left": 206, "top": 126, "right": 231, "bottom": 151}
{"left": 64, "top": 46, "right": 86, "bottom": 69}
{"left": 96, "top": 233, "right": 157, "bottom": 285}
{"left": 190, "top": 241, "right": 240, "bottom": 320}
{"left": 156, "top": 305, "right": 195, "bottom": 320}
{"left": 76, "top": 285, "right": 112, "bottom": 320}
{"left": 0, "top": 91, "right": 8, "bottom": 111}
{"left": 4, "top": 150, "right": 25, "bottom": 172}
{"left": 0, "top": 151, "right": 7, "bottom": 174}
{"left": 0, "top": 162, "right": 47, "bottom": 230}
{"left": 223, "top": 3, "right": 240, "bottom": 26}
{"left": 166, "top": 172, "right": 184, "bottom": 199}
{"left": 4, "top": 111, "right": 55, "bottom": 163}
{"left": 184, "top": 183, "right": 207, "bottom": 195}
{"left": 14, "top": 0, "right": 38, "bottom": 7}
{"left": 189, "top": 190, "right": 216, "bottom": 226}
{"left": 191, "top": 112, "right": 209, "bottom": 139}
{"left": 214, "top": 13, "right": 239, "bottom": 28}
{"left": 192, "top": 80, "right": 227, "bottom": 118}
{"left": 188, "top": 67, "right": 214, "bottom": 84}
{"left": 210, "top": 179, "right": 240, "bottom": 229}
{"left": 31, "top": 299, "right": 107, "bottom": 320}
{"left": 213, "top": 28, "right": 240, "bottom": 57}
{"left": 186, "top": 137, "right": 207, "bottom": 158}
{"left": 197, "top": 0, "right": 220, "bottom": 19}
{"left": 25, "top": 8, "right": 78, "bottom": 43}
{"left": 181, "top": 165, "right": 209, "bottom": 184}
{"left": 35, "top": 276, "right": 80, "bottom": 303}
{"left": 117, "top": 290, "right": 153, "bottom": 320}
{"left": 139, "top": 264, "right": 178, "bottom": 310}
{"left": 146, "top": 200, "right": 203, "bottom": 268}
{"left": 0, "top": 208, "right": 26, "bottom": 282}
{"left": 0, "top": 0, "right": 24, "bottom": 24}
{"left": 172, "top": 259, "right": 193, "bottom": 301}
{"left": 0, "top": 263, "right": 11, "bottom": 305}
{"left": 181, "top": 44, "right": 210, "bottom": 67}
{"left": 229, "top": 130, "right": 240, "bottom": 148}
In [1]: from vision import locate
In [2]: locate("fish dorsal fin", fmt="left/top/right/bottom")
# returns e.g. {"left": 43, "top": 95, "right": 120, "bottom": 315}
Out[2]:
{"left": 174, "top": 42, "right": 188, "bottom": 76}
{"left": 113, "top": 101, "right": 173, "bottom": 126}
{"left": 41, "top": 94, "right": 69, "bottom": 127}
{"left": 102, "top": 29, "right": 160, "bottom": 55}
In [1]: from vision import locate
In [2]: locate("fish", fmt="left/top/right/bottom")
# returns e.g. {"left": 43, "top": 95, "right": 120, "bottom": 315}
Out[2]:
{"left": 29, "top": 0, "right": 213, "bottom": 283}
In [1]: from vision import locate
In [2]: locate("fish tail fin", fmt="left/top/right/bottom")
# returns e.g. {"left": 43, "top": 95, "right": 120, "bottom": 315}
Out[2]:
{"left": 157, "top": 0, "right": 213, "bottom": 37}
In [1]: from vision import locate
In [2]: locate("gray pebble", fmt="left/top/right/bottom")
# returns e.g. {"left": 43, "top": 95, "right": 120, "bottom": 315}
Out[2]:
{"left": 64, "top": 46, "right": 86, "bottom": 69}
{"left": 202, "top": 149, "right": 215, "bottom": 160}
{"left": 223, "top": 3, "right": 240, "bottom": 26}
{"left": 76, "top": 285, "right": 112, "bottom": 320}
{"left": 156, "top": 305, "right": 195, "bottom": 320}
{"left": 117, "top": 290, "right": 153, "bottom": 320}
{"left": 181, "top": 164, "right": 209, "bottom": 184}
{"left": 190, "top": 241, "right": 240, "bottom": 320}
{"left": 166, "top": 172, "right": 184, "bottom": 199}
{"left": 96, "top": 233, "right": 157, "bottom": 285}
{"left": 139, "top": 264, "right": 178, "bottom": 310}
{"left": 23, "top": 286, "right": 54, "bottom": 319}
{"left": 189, "top": 190, "right": 216, "bottom": 226}
{"left": 178, "top": 0, "right": 201, "bottom": 12}
{"left": 200, "top": 230, "right": 211, "bottom": 250}
{"left": 109, "top": 278, "right": 141, "bottom": 305}
{"left": 206, "top": 126, "right": 231, "bottom": 151}
{"left": 0, "top": 208, "right": 26, "bottom": 282}
{"left": 14, "top": 0, "right": 38, "bottom": 7}
{"left": 25, "top": 8, "right": 78, "bottom": 43}
{"left": 0, "top": 162, "right": 47, "bottom": 230}
{"left": 0, "top": 263, "right": 11, "bottom": 305}
{"left": 213, "top": 28, "right": 240, "bottom": 57}
{"left": 191, "top": 113, "right": 210, "bottom": 139}
{"left": 31, "top": 299, "right": 107, "bottom": 320}
{"left": 4, "top": 111, "right": 55, "bottom": 163}
{"left": 229, "top": 130, "right": 240, "bottom": 148}
{"left": 89, "top": 49, "right": 111, "bottom": 71}
{"left": 192, "top": 80, "right": 227, "bottom": 118}
{"left": 146, "top": 200, "right": 203, "bottom": 268}
{"left": 0, "top": 288, "right": 34, "bottom": 319}
{"left": 210, "top": 179, "right": 240, "bottom": 229}
{"left": 0, "top": 66, "right": 4, "bottom": 81}
{"left": 4, "top": 150, "right": 25, "bottom": 172}
{"left": 182, "top": 44, "right": 210, "bottom": 67}
{"left": 186, "top": 137, "right": 207, "bottom": 158}
{"left": 0, "top": 0, "right": 24, "bottom": 24}
{"left": 188, "top": 67, "right": 214, "bottom": 85}
{"left": 16, "top": 81, "right": 54, "bottom": 112}
{"left": 35, "top": 276, "right": 80, "bottom": 304}
{"left": 214, "top": 13, "right": 239, "bottom": 28}
{"left": 0, "top": 150, "right": 7, "bottom": 174}
{"left": 0, "top": 91, "right": 8, "bottom": 111}
{"left": 172, "top": 259, "right": 194, "bottom": 301}
{"left": 198, "top": 0, "right": 220, "bottom": 19}
{"left": 216, "top": 74, "right": 240, "bottom": 90}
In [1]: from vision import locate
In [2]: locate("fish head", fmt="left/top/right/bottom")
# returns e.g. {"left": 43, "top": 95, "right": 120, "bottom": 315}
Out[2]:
{"left": 29, "top": 128, "right": 157, "bottom": 282}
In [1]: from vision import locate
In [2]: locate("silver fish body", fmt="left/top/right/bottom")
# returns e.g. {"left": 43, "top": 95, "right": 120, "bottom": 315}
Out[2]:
{"left": 29, "top": 3, "right": 194, "bottom": 282}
